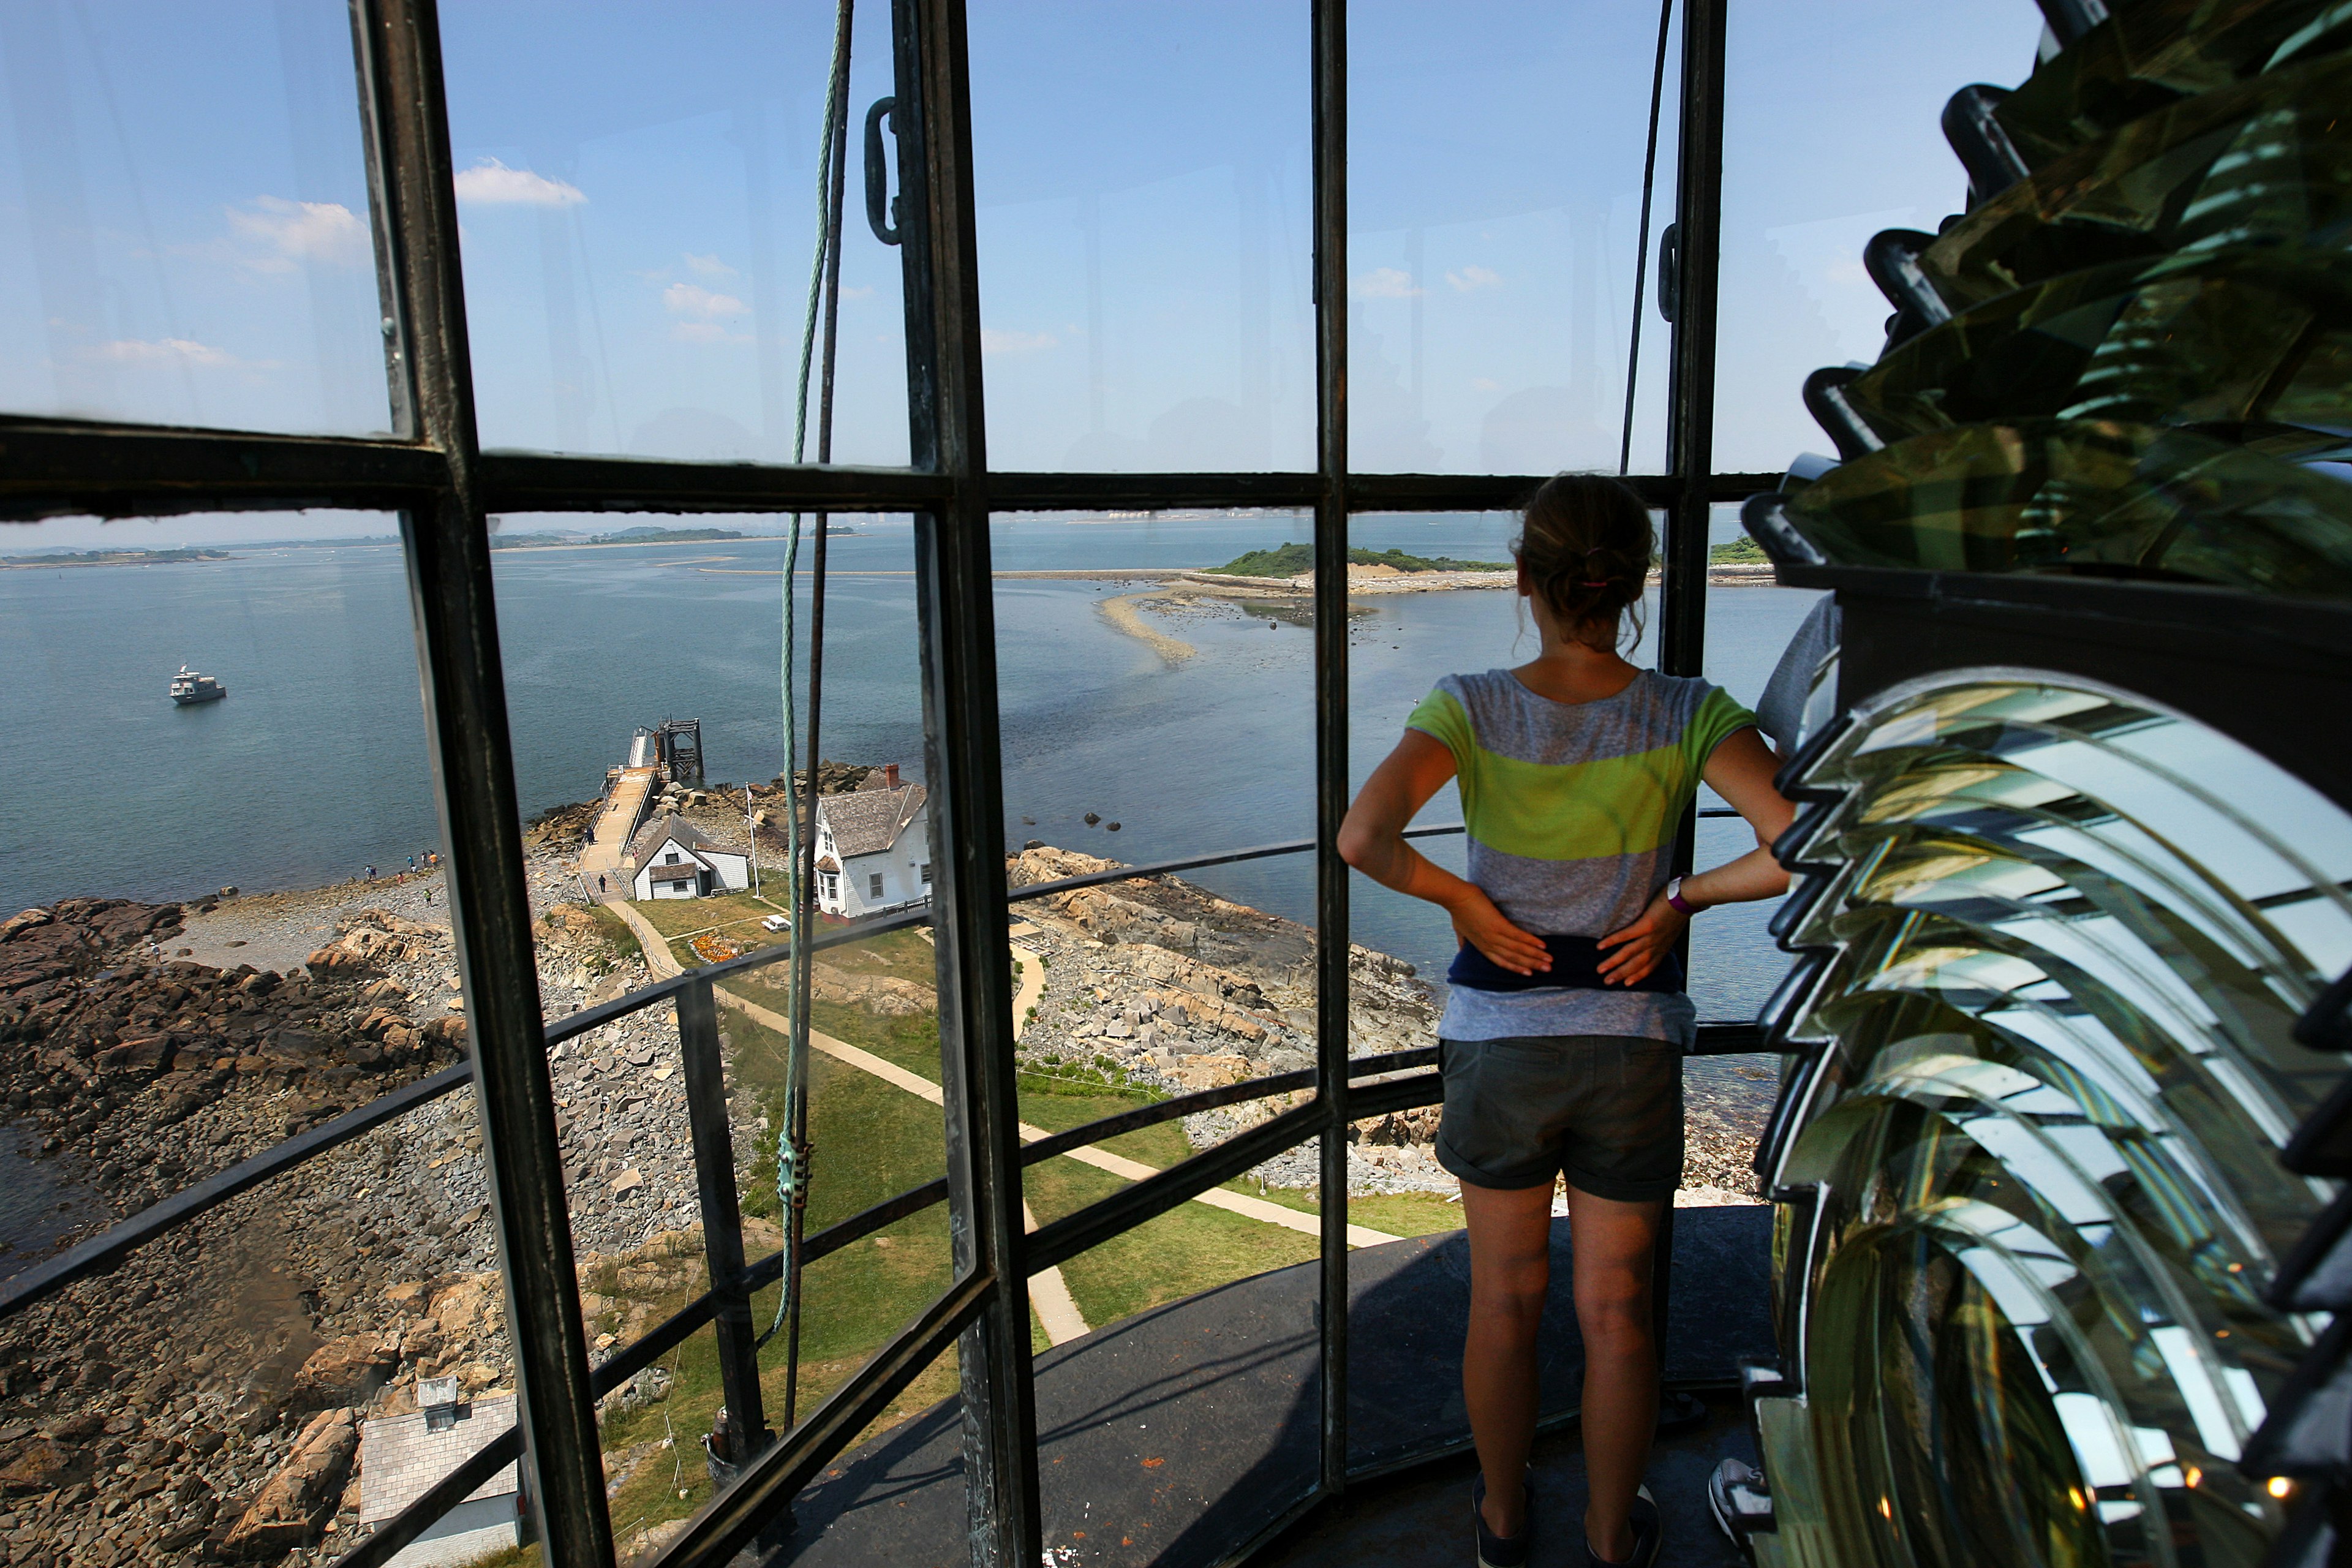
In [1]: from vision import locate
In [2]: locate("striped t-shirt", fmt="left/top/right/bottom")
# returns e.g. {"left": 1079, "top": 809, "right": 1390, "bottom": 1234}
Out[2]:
{"left": 1406, "top": 668, "right": 1758, "bottom": 1046}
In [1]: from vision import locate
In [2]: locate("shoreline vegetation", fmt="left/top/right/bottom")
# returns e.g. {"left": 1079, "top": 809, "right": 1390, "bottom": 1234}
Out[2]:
{"left": 1091, "top": 536, "right": 1785, "bottom": 660}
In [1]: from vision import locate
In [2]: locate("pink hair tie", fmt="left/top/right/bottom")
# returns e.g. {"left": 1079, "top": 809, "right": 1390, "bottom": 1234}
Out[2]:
{"left": 1580, "top": 580, "right": 1610, "bottom": 587}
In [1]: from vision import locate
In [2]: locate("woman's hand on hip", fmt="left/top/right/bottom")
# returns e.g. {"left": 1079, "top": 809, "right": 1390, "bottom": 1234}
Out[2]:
{"left": 1596, "top": 892, "right": 1688, "bottom": 986}
{"left": 1450, "top": 890, "right": 1551, "bottom": 977}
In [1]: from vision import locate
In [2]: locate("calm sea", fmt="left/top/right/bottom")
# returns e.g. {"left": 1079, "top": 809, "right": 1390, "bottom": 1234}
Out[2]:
{"left": 0, "top": 514, "right": 1823, "bottom": 1018}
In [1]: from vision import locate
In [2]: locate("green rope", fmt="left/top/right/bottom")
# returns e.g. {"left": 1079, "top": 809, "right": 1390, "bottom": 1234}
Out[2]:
{"left": 766, "top": 0, "right": 854, "bottom": 1344}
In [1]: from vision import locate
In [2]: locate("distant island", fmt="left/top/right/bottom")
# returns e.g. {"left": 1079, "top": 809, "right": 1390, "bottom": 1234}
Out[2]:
{"left": 1709, "top": 535, "right": 1768, "bottom": 564}
{"left": 489, "top": 525, "right": 748, "bottom": 550}
{"left": 0, "top": 547, "right": 231, "bottom": 569}
{"left": 1204, "top": 542, "right": 1509, "bottom": 578}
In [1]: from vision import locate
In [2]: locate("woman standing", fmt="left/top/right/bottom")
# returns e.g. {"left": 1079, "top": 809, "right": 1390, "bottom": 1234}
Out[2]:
{"left": 1338, "top": 474, "right": 1793, "bottom": 1568}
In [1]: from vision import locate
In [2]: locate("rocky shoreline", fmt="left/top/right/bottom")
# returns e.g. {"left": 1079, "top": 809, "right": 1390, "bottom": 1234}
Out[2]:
{"left": 0, "top": 855, "right": 734, "bottom": 1566}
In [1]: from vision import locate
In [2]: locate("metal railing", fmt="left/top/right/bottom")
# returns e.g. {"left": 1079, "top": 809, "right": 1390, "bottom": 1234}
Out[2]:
{"left": 1, "top": 814, "right": 1765, "bottom": 1564}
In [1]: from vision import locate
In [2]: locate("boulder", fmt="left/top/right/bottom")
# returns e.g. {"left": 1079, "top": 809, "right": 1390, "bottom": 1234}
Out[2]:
{"left": 290, "top": 1333, "right": 399, "bottom": 1408}
{"left": 0, "top": 910, "right": 52, "bottom": 943}
{"left": 0, "top": 1438, "right": 79, "bottom": 1494}
{"left": 219, "top": 1409, "right": 358, "bottom": 1559}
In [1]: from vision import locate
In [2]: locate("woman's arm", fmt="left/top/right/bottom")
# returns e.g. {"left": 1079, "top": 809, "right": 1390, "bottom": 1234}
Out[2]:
{"left": 1338, "top": 730, "right": 1553, "bottom": 976}
{"left": 1595, "top": 726, "right": 1796, "bottom": 986}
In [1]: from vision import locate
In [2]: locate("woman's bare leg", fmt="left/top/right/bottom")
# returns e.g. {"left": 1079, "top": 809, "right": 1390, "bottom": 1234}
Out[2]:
{"left": 1566, "top": 1184, "right": 1664, "bottom": 1561}
{"left": 1460, "top": 1178, "right": 1559, "bottom": 1537}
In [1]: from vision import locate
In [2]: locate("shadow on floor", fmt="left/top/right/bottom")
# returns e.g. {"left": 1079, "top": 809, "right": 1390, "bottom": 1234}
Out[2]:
{"left": 770, "top": 1207, "right": 1771, "bottom": 1566}
{"left": 1261, "top": 1394, "right": 1758, "bottom": 1568}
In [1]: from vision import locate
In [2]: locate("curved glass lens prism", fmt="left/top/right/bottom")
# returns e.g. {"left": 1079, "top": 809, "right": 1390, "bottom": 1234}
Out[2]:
{"left": 1763, "top": 672, "right": 2352, "bottom": 1563}
{"left": 1842, "top": 249, "right": 2352, "bottom": 460}
{"left": 1778, "top": 419, "right": 2352, "bottom": 595}
{"left": 1923, "top": 51, "right": 2352, "bottom": 311}
{"left": 1992, "top": 0, "right": 2339, "bottom": 170}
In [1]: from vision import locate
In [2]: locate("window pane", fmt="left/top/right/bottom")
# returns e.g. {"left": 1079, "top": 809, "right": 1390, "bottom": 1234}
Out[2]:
{"left": 1713, "top": 0, "right": 2044, "bottom": 475}
{"left": 439, "top": 4, "right": 909, "bottom": 464}
{"left": 968, "top": 5, "right": 1314, "bottom": 471}
{"left": 993, "top": 510, "right": 1324, "bottom": 1551}
{"left": 1349, "top": 1, "right": 1681, "bottom": 475}
{"left": 0, "top": 1, "right": 390, "bottom": 434}
{"left": 0, "top": 508, "right": 514, "bottom": 1567}
{"left": 1698, "top": 505, "right": 1825, "bottom": 1032}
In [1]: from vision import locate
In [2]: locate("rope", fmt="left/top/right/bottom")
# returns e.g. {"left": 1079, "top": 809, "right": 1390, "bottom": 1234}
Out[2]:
{"left": 1619, "top": 0, "right": 1676, "bottom": 477}
{"left": 764, "top": 0, "right": 856, "bottom": 1356}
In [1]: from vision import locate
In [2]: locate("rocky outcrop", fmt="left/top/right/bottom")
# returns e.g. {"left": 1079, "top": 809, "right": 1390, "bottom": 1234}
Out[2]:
{"left": 809, "top": 963, "right": 937, "bottom": 1017}
{"left": 219, "top": 1409, "right": 357, "bottom": 1558}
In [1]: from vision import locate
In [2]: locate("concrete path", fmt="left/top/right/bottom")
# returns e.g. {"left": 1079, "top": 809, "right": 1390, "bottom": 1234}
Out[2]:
{"left": 602, "top": 898, "right": 1393, "bottom": 1347}
{"left": 713, "top": 989, "right": 1397, "bottom": 1248}
{"left": 604, "top": 897, "right": 1088, "bottom": 1343}
{"left": 578, "top": 767, "right": 658, "bottom": 892}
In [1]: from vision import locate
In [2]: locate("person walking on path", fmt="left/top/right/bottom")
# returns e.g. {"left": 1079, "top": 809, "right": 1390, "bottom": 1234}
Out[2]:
{"left": 1340, "top": 473, "right": 1794, "bottom": 1568}
{"left": 598, "top": 874, "right": 608, "bottom": 895}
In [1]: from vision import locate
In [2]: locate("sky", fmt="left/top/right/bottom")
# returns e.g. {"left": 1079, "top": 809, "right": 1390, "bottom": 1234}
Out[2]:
{"left": 0, "top": 0, "right": 2047, "bottom": 539}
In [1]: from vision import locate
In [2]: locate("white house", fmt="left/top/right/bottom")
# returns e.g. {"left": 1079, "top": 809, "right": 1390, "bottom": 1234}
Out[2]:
{"left": 815, "top": 766, "right": 932, "bottom": 918}
{"left": 625, "top": 815, "right": 752, "bottom": 901}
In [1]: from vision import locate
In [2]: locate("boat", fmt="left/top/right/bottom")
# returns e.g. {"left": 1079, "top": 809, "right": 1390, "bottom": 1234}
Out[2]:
{"left": 168, "top": 666, "right": 226, "bottom": 705}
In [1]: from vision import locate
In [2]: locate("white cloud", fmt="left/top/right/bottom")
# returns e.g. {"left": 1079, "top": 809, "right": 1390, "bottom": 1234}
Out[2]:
{"left": 663, "top": 282, "right": 749, "bottom": 319}
{"left": 225, "top": 197, "right": 368, "bottom": 272}
{"left": 91, "top": 337, "right": 251, "bottom": 368}
{"left": 452, "top": 157, "right": 586, "bottom": 208}
{"left": 1446, "top": 265, "right": 1503, "bottom": 293}
{"left": 979, "top": 327, "right": 1058, "bottom": 355}
{"left": 683, "top": 252, "right": 737, "bottom": 278}
{"left": 1352, "top": 267, "right": 1420, "bottom": 300}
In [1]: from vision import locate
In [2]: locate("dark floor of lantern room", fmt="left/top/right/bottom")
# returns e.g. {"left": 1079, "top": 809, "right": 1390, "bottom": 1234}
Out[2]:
{"left": 761, "top": 1205, "right": 1773, "bottom": 1567}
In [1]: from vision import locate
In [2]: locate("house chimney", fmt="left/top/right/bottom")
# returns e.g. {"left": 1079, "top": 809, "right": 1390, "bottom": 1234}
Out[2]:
{"left": 884, "top": 763, "right": 900, "bottom": 789}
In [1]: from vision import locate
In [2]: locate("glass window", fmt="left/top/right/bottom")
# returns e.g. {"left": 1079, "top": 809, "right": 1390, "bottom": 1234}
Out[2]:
{"left": 438, "top": 3, "right": 908, "bottom": 464}
{"left": 1349, "top": 1, "right": 1681, "bottom": 475}
{"left": 968, "top": 4, "right": 1314, "bottom": 471}
{"left": 1713, "top": 0, "right": 2045, "bottom": 474}
{"left": 0, "top": 1, "right": 390, "bottom": 434}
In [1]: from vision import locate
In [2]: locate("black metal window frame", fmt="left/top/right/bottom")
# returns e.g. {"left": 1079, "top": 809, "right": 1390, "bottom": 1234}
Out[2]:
{"left": 0, "top": 2, "right": 1761, "bottom": 1564}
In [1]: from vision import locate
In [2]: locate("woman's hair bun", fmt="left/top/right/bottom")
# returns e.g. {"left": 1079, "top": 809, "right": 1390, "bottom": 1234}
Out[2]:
{"left": 1512, "top": 473, "right": 1654, "bottom": 649}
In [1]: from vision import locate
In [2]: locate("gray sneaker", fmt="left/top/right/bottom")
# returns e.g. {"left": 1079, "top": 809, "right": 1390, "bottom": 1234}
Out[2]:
{"left": 1585, "top": 1485, "right": 1659, "bottom": 1568}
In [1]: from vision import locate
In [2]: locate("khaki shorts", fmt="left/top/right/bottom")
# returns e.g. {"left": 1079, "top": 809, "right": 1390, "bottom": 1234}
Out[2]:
{"left": 1434, "top": 1035, "right": 1684, "bottom": 1202}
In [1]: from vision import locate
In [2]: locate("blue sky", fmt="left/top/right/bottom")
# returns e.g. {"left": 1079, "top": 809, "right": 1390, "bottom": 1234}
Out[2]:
{"left": 1, "top": 0, "right": 2044, "bottom": 510}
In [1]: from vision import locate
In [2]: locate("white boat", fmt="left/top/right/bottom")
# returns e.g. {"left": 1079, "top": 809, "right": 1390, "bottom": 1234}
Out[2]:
{"left": 169, "top": 666, "right": 227, "bottom": 705}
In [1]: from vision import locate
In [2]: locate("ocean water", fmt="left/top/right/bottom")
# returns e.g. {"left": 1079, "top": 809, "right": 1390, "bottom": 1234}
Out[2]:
{"left": 0, "top": 515, "right": 1825, "bottom": 1019}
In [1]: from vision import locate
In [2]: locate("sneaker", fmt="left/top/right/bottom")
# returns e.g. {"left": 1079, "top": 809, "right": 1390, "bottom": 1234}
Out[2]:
{"left": 1585, "top": 1485, "right": 1660, "bottom": 1568}
{"left": 1471, "top": 1466, "right": 1532, "bottom": 1568}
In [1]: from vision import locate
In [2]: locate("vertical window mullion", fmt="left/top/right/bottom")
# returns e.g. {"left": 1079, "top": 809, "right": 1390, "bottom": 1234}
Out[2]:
{"left": 350, "top": 4, "right": 616, "bottom": 1566}
{"left": 894, "top": 1, "right": 1046, "bottom": 1564}
{"left": 1311, "top": 0, "right": 1352, "bottom": 1503}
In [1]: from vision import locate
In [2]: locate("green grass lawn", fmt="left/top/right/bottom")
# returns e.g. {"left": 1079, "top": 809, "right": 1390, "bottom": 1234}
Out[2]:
{"left": 624, "top": 891, "right": 793, "bottom": 968}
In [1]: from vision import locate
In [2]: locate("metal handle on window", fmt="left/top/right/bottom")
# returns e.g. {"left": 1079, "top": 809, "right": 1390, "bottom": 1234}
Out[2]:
{"left": 1657, "top": 222, "right": 1680, "bottom": 323}
{"left": 864, "top": 96, "right": 901, "bottom": 246}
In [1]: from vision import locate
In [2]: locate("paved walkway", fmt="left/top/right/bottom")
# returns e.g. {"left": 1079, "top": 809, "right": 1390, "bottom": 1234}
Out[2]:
{"left": 598, "top": 898, "right": 1395, "bottom": 1345}
{"left": 578, "top": 768, "right": 658, "bottom": 894}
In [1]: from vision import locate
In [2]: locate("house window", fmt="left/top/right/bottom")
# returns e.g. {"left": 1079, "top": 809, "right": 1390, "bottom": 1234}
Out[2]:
{"left": 920, "top": 862, "right": 932, "bottom": 886}
{"left": 820, "top": 872, "right": 838, "bottom": 902}
{"left": 664, "top": 851, "right": 680, "bottom": 864}
{"left": 869, "top": 872, "right": 885, "bottom": 900}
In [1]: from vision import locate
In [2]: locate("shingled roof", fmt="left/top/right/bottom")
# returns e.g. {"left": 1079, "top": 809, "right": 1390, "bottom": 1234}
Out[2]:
{"left": 624, "top": 813, "right": 720, "bottom": 870}
{"left": 817, "top": 783, "right": 927, "bottom": 858}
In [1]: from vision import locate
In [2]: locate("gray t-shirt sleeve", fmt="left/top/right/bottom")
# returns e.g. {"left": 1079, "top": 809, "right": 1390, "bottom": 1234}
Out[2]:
{"left": 1754, "top": 597, "right": 1839, "bottom": 753}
